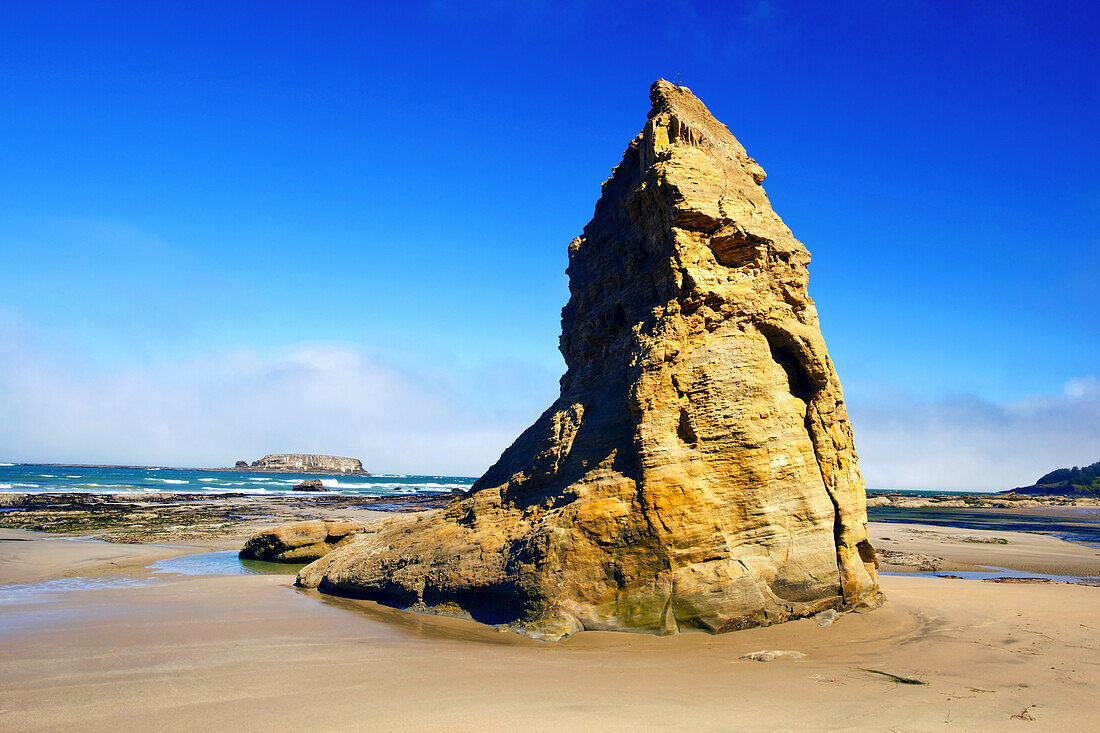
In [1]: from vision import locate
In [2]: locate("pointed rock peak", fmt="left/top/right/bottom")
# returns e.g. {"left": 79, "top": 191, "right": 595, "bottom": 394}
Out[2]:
{"left": 648, "top": 78, "right": 704, "bottom": 116}
{"left": 643, "top": 78, "right": 766, "bottom": 184}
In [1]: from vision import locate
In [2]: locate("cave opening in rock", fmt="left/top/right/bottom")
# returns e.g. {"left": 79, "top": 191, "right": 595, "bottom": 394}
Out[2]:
{"left": 767, "top": 339, "right": 815, "bottom": 405}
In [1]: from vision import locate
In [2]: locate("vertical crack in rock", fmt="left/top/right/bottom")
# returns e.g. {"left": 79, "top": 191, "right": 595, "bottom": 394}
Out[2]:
{"left": 297, "top": 79, "right": 883, "bottom": 638}
{"left": 764, "top": 329, "right": 845, "bottom": 592}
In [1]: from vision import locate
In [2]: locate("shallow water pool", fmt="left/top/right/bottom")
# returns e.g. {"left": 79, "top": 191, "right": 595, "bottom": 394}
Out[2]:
{"left": 0, "top": 576, "right": 153, "bottom": 605}
{"left": 882, "top": 565, "right": 1100, "bottom": 585}
{"left": 148, "top": 550, "right": 306, "bottom": 576}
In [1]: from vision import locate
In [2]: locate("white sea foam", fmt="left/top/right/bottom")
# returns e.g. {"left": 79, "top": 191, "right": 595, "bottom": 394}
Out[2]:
{"left": 319, "top": 479, "right": 373, "bottom": 489}
{"left": 371, "top": 482, "right": 472, "bottom": 492}
{"left": 13, "top": 483, "right": 39, "bottom": 488}
{"left": 0, "top": 462, "right": 13, "bottom": 466}
{"left": 316, "top": 479, "right": 471, "bottom": 493}
{"left": 198, "top": 478, "right": 217, "bottom": 482}
{"left": 0, "top": 483, "right": 11, "bottom": 489}
{"left": 156, "top": 479, "right": 189, "bottom": 484}
{"left": 65, "top": 475, "right": 79, "bottom": 478}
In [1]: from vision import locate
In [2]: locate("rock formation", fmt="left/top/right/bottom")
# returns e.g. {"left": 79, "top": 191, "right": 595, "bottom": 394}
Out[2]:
{"left": 248, "top": 454, "right": 370, "bottom": 475}
{"left": 234, "top": 460, "right": 250, "bottom": 469}
{"left": 298, "top": 80, "right": 881, "bottom": 638}
{"left": 293, "top": 479, "right": 329, "bottom": 492}
{"left": 240, "top": 520, "right": 365, "bottom": 562}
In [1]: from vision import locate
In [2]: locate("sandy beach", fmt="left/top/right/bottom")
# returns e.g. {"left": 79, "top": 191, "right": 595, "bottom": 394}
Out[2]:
{"left": 2, "top": 506, "right": 1098, "bottom": 732}
{"left": 871, "top": 521, "right": 1100, "bottom": 578}
{"left": 4, "top": 2, "right": 1095, "bottom": 730}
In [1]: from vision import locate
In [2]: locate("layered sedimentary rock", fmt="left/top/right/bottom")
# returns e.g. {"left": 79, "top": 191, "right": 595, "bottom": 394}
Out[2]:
{"left": 248, "top": 454, "right": 369, "bottom": 475}
{"left": 298, "top": 80, "right": 881, "bottom": 638}
{"left": 240, "top": 520, "right": 366, "bottom": 563}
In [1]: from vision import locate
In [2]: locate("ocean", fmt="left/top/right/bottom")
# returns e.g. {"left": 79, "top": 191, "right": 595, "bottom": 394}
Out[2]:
{"left": 0, "top": 463, "right": 476, "bottom": 497}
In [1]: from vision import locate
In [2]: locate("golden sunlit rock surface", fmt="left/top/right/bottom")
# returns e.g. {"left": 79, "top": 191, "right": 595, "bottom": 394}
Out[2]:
{"left": 241, "top": 519, "right": 365, "bottom": 562}
{"left": 297, "top": 80, "right": 882, "bottom": 638}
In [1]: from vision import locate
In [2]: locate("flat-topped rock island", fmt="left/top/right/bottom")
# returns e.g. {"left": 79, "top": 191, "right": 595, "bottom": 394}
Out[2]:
{"left": 241, "top": 454, "right": 371, "bottom": 475}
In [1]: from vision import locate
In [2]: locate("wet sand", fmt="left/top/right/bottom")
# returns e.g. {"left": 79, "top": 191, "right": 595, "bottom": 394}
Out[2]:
{"left": 870, "top": 521, "right": 1100, "bottom": 578}
{"left": 1, "top": 518, "right": 1099, "bottom": 731}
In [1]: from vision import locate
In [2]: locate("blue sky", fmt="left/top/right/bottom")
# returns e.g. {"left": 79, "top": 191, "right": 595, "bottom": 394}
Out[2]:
{"left": 1, "top": 1, "right": 1097, "bottom": 488}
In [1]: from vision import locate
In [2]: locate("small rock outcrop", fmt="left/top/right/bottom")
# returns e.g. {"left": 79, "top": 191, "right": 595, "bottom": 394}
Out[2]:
{"left": 740, "top": 650, "right": 806, "bottom": 662}
{"left": 240, "top": 520, "right": 365, "bottom": 562}
{"left": 248, "top": 454, "right": 370, "bottom": 475}
{"left": 298, "top": 80, "right": 881, "bottom": 638}
{"left": 293, "top": 479, "right": 328, "bottom": 492}
{"left": 234, "top": 460, "right": 249, "bottom": 469}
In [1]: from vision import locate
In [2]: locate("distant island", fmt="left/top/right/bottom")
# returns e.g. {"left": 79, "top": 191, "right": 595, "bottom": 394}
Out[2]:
{"left": 235, "top": 454, "right": 371, "bottom": 476}
{"left": 26, "top": 453, "right": 372, "bottom": 477}
{"left": 1008, "top": 460, "right": 1100, "bottom": 497}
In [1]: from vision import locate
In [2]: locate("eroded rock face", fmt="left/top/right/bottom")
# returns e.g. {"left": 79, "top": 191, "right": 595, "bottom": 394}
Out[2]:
{"left": 298, "top": 80, "right": 882, "bottom": 637}
{"left": 240, "top": 520, "right": 365, "bottom": 562}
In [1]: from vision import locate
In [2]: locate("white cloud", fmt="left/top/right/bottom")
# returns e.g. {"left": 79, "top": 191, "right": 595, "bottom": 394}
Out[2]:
{"left": 848, "top": 377, "right": 1100, "bottom": 491}
{"left": 2, "top": 314, "right": 1096, "bottom": 490}
{"left": 0, "top": 319, "right": 558, "bottom": 476}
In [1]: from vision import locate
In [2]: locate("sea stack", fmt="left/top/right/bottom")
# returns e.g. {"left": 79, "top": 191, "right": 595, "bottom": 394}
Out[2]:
{"left": 299, "top": 80, "right": 882, "bottom": 638}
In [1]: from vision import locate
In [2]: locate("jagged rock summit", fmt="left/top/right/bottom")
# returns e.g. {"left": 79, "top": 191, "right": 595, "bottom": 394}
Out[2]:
{"left": 298, "top": 80, "right": 882, "bottom": 638}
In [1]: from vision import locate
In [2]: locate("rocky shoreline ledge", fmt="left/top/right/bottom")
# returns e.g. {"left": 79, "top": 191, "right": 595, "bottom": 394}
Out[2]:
{"left": 867, "top": 491, "right": 1100, "bottom": 509}
{"left": 0, "top": 491, "right": 449, "bottom": 544}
